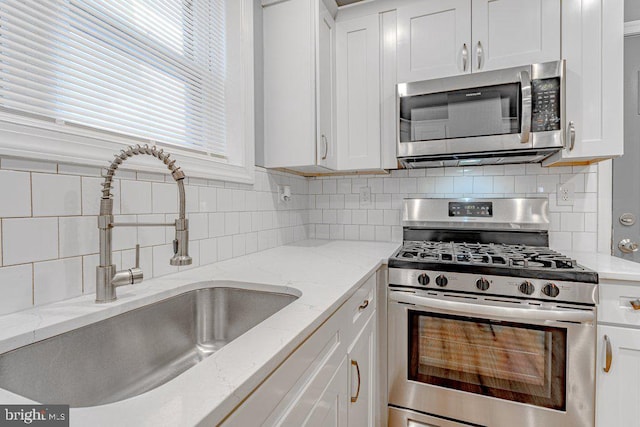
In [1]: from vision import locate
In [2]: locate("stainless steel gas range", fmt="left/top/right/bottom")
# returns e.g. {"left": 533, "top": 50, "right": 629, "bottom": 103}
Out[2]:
{"left": 387, "top": 198, "right": 598, "bottom": 427}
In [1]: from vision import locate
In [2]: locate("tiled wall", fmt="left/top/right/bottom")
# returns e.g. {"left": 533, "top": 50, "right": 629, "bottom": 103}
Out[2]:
{"left": 0, "top": 159, "right": 311, "bottom": 316}
{"left": 0, "top": 157, "right": 603, "bottom": 316}
{"left": 306, "top": 163, "right": 599, "bottom": 252}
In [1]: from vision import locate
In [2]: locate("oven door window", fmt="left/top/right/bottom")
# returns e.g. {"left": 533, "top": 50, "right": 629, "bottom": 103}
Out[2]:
{"left": 408, "top": 310, "right": 566, "bottom": 410}
{"left": 399, "top": 83, "right": 521, "bottom": 143}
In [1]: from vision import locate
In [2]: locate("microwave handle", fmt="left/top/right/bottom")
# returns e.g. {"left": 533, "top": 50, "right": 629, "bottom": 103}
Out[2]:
{"left": 519, "top": 70, "right": 531, "bottom": 143}
{"left": 389, "top": 290, "right": 595, "bottom": 323}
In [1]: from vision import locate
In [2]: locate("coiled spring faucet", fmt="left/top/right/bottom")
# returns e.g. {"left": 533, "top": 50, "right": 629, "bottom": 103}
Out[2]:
{"left": 96, "top": 144, "right": 192, "bottom": 303}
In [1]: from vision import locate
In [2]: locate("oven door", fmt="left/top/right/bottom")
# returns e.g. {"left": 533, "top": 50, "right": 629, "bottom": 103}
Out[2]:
{"left": 388, "top": 289, "right": 596, "bottom": 427}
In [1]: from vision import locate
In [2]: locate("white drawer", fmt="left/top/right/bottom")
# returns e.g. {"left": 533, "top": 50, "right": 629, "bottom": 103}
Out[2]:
{"left": 346, "top": 272, "right": 376, "bottom": 337}
{"left": 598, "top": 281, "right": 640, "bottom": 327}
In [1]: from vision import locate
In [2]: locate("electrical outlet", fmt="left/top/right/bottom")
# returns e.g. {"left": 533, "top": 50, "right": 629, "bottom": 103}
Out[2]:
{"left": 360, "top": 186, "right": 372, "bottom": 207}
{"left": 556, "top": 183, "right": 575, "bottom": 206}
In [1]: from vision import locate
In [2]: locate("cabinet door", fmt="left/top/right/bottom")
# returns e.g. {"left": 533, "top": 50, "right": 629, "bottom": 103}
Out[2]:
{"left": 397, "top": 0, "right": 471, "bottom": 82}
{"left": 596, "top": 325, "right": 640, "bottom": 427}
{"left": 471, "top": 0, "right": 560, "bottom": 72}
{"left": 545, "top": 0, "right": 623, "bottom": 164}
{"left": 279, "top": 355, "right": 349, "bottom": 427}
{"left": 263, "top": 0, "right": 316, "bottom": 168}
{"left": 348, "top": 313, "right": 376, "bottom": 427}
{"left": 335, "top": 14, "right": 381, "bottom": 171}
{"left": 317, "top": 0, "right": 336, "bottom": 170}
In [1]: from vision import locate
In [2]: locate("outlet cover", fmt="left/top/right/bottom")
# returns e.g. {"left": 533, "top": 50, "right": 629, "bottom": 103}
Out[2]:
{"left": 360, "top": 186, "right": 372, "bottom": 207}
{"left": 556, "top": 183, "right": 575, "bottom": 206}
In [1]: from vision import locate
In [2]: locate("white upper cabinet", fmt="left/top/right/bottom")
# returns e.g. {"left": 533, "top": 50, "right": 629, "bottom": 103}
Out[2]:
{"left": 336, "top": 15, "right": 381, "bottom": 170}
{"left": 396, "top": 0, "right": 471, "bottom": 82}
{"left": 396, "top": 0, "right": 560, "bottom": 82}
{"left": 263, "top": 0, "right": 337, "bottom": 172}
{"left": 471, "top": 0, "right": 560, "bottom": 72}
{"left": 317, "top": 1, "right": 337, "bottom": 170}
{"left": 544, "top": 0, "right": 624, "bottom": 165}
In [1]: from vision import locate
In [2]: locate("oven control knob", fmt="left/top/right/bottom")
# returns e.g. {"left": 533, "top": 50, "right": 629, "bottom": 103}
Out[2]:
{"left": 435, "top": 275, "right": 448, "bottom": 287}
{"left": 519, "top": 281, "right": 535, "bottom": 295}
{"left": 542, "top": 283, "right": 560, "bottom": 298}
{"left": 417, "top": 273, "right": 430, "bottom": 286}
{"left": 476, "top": 278, "right": 490, "bottom": 291}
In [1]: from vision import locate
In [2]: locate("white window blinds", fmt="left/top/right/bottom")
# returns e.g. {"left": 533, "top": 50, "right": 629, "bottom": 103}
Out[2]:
{"left": 0, "top": 0, "right": 226, "bottom": 156}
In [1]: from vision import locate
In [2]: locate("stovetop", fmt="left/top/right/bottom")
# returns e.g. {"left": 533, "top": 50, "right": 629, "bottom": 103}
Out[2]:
{"left": 389, "top": 240, "right": 598, "bottom": 283}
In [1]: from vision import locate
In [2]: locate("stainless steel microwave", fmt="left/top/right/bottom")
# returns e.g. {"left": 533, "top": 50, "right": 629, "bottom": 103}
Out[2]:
{"left": 397, "top": 60, "right": 566, "bottom": 168}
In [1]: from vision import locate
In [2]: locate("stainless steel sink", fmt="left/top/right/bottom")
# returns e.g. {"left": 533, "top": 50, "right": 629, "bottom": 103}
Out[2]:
{"left": 0, "top": 286, "right": 298, "bottom": 407}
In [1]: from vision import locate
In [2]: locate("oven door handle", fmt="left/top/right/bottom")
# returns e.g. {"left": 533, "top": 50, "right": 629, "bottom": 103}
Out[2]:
{"left": 390, "top": 291, "right": 594, "bottom": 323}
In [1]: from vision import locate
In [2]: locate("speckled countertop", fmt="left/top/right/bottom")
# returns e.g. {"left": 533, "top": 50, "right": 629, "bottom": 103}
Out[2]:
{"left": 0, "top": 240, "right": 399, "bottom": 427}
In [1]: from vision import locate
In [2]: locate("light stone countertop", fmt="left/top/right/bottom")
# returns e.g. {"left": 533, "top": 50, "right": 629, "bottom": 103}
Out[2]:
{"left": 567, "top": 251, "right": 640, "bottom": 283}
{"left": 0, "top": 240, "right": 400, "bottom": 427}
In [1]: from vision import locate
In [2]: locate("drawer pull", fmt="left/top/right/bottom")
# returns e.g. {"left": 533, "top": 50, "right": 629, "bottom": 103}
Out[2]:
{"left": 358, "top": 300, "right": 369, "bottom": 311}
{"left": 350, "top": 359, "right": 361, "bottom": 403}
{"left": 630, "top": 299, "right": 640, "bottom": 310}
{"left": 603, "top": 335, "right": 613, "bottom": 373}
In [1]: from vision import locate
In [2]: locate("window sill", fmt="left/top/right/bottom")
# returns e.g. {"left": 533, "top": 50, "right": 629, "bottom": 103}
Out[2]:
{"left": 0, "top": 116, "right": 255, "bottom": 184}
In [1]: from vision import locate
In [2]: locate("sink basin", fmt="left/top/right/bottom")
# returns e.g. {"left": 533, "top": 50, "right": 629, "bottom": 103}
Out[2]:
{"left": 0, "top": 285, "right": 298, "bottom": 407}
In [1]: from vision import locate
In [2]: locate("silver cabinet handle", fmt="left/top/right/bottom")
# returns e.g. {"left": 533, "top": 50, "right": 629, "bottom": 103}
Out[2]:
{"left": 519, "top": 70, "right": 531, "bottom": 143}
{"left": 350, "top": 359, "right": 361, "bottom": 403}
{"left": 321, "top": 134, "right": 328, "bottom": 160}
{"left": 476, "top": 41, "right": 484, "bottom": 70}
{"left": 619, "top": 239, "right": 639, "bottom": 254}
{"left": 603, "top": 335, "right": 612, "bottom": 373}
{"left": 462, "top": 43, "right": 468, "bottom": 72}
{"left": 566, "top": 121, "right": 576, "bottom": 151}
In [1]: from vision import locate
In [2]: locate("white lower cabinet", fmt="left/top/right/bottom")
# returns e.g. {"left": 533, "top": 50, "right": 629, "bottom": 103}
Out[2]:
{"left": 348, "top": 314, "right": 375, "bottom": 426}
{"left": 596, "top": 325, "right": 640, "bottom": 427}
{"left": 221, "top": 272, "right": 378, "bottom": 427}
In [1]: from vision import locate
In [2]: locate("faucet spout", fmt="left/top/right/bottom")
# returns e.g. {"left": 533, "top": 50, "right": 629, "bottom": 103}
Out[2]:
{"left": 96, "top": 144, "right": 192, "bottom": 303}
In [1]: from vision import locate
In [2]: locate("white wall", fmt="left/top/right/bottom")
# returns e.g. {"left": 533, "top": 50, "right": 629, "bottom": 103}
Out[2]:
{"left": 306, "top": 163, "right": 599, "bottom": 252}
{"left": 0, "top": 159, "right": 310, "bottom": 316}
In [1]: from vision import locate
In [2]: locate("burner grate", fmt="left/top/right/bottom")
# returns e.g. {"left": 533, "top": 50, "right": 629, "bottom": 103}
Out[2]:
{"left": 394, "top": 241, "right": 583, "bottom": 271}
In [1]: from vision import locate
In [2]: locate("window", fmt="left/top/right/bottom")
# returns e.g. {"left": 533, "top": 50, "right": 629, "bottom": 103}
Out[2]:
{"left": 0, "top": 0, "right": 254, "bottom": 182}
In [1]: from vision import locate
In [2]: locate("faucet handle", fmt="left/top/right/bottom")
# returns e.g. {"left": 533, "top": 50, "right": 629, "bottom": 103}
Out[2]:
{"left": 135, "top": 244, "right": 140, "bottom": 268}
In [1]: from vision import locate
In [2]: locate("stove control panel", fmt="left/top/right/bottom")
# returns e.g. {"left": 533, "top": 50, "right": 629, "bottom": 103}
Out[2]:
{"left": 389, "top": 268, "right": 597, "bottom": 305}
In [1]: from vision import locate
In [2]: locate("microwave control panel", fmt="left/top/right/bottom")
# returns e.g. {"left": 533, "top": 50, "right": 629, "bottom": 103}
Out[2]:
{"left": 531, "top": 78, "right": 561, "bottom": 132}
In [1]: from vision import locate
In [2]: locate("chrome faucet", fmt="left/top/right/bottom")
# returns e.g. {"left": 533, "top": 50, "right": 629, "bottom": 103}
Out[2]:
{"left": 96, "top": 144, "right": 192, "bottom": 303}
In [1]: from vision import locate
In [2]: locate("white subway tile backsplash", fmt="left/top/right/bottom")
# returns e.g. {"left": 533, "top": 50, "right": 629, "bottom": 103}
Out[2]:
{"left": 59, "top": 216, "right": 99, "bottom": 257}
{"left": 3, "top": 218, "right": 58, "bottom": 265}
{"left": 152, "top": 244, "right": 179, "bottom": 276}
{"left": 306, "top": 164, "right": 602, "bottom": 253}
{"left": 224, "top": 212, "right": 240, "bottom": 235}
{"left": 32, "top": 173, "right": 81, "bottom": 216}
{"left": 0, "top": 160, "right": 309, "bottom": 315}
{"left": 0, "top": 264, "right": 32, "bottom": 315}
{"left": 435, "top": 177, "right": 454, "bottom": 193}
{"left": 34, "top": 257, "right": 82, "bottom": 306}
{"left": 0, "top": 170, "right": 31, "bottom": 217}
{"left": 188, "top": 213, "right": 209, "bottom": 240}
{"left": 453, "top": 176, "right": 473, "bottom": 193}
{"left": 152, "top": 182, "right": 178, "bottom": 214}
{"left": 121, "top": 180, "right": 152, "bottom": 214}
{"left": 82, "top": 177, "right": 121, "bottom": 216}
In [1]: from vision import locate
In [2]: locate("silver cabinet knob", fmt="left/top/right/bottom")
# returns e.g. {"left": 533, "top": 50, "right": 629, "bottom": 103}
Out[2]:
{"left": 618, "top": 238, "right": 639, "bottom": 253}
